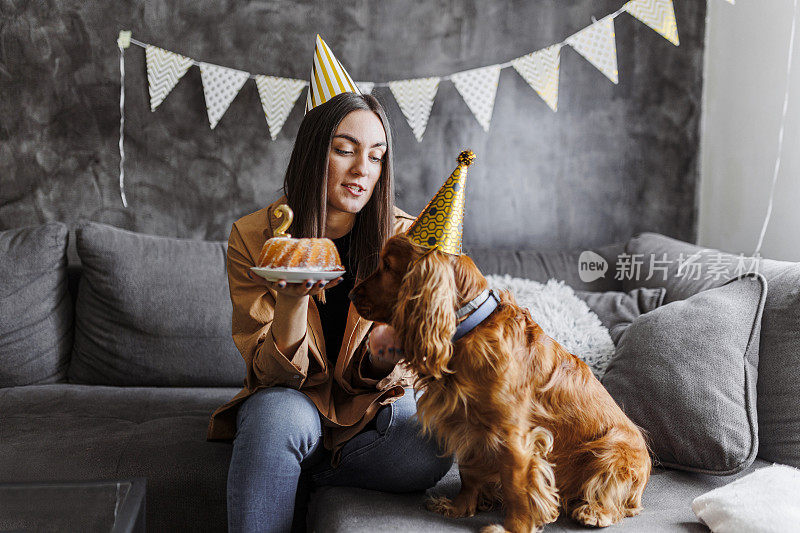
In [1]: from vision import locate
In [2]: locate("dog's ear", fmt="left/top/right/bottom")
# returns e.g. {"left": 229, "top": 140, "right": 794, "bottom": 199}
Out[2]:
{"left": 392, "top": 249, "right": 456, "bottom": 379}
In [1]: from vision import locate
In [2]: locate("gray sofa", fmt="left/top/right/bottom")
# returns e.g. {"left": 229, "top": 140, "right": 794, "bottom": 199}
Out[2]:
{"left": 1, "top": 221, "right": 798, "bottom": 532}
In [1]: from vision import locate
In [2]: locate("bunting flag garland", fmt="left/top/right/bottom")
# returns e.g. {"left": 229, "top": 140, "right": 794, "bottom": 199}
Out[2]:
{"left": 254, "top": 75, "right": 306, "bottom": 140}
{"left": 566, "top": 16, "right": 620, "bottom": 84}
{"left": 388, "top": 77, "right": 441, "bottom": 142}
{"left": 451, "top": 65, "right": 502, "bottom": 132}
{"left": 117, "top": 0, "right": 734, "bottom": 161}
{"left": 198, "top": 62, "right": 250, "bottom": 129}
{"left": 624, "top": 0, "right": 679, "bottom": 46}
{"left": 146, "top": 45, "right": 193, "bottom": 112}
{"left": 116, "top": 0, "right": 737, "bottom": 206}
{"left": 511, "top": 45, "right": 562, "bottom": 111}
{"left": 356, "top": 81, "right": 375, "bottom": 94}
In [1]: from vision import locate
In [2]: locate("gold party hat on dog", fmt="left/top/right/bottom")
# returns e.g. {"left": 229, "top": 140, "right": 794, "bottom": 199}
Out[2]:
{"left": 406, "top": 150, "right": 476, "bottom": 255}
{"left": 305, "top": 34, "right": 361, "bottom": 113}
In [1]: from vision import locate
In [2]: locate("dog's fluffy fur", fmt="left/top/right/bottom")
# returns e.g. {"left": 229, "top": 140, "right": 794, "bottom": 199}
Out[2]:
{"left": 349, "top": 234, "right": 651, "bottom": 532}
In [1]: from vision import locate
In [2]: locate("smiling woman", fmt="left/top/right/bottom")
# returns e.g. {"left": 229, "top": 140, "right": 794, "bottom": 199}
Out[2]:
{"left": 210, "top": 90, "right": 453, "bottom": 533}
{"left": 325, "top": 110, "right": 388, "bottom": 238}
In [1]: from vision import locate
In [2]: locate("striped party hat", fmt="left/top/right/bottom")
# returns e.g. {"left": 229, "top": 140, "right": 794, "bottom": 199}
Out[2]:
{"left": 406, "top": 150, "right": 476, "bottom": 255}
{"left": 305, "top": 35, "right": 362, "bottom": 113}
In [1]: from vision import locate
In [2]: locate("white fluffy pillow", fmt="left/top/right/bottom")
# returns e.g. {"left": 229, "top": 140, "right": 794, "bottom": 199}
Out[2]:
{"left": 485, "top": 275, "right": 615, "bottom": 379}
{"left": 692, "top": 464, "right": 800, "bottom": 532}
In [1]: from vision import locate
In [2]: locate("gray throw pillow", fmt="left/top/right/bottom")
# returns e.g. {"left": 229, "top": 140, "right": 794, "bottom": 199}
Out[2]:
{"left": 0, "top": 223, "right": 72, "bottom": 386}
{"left": 575, "top": 287, "right": 666, "bottom": 344}
{"left": 602, "top": 273, "right": 766, "bottom": 475}
{"left": 624, "top": 232, "right": 800, "bottom": 468}
{"left": 69, "top": 222, "right": 244, "bottom": 387}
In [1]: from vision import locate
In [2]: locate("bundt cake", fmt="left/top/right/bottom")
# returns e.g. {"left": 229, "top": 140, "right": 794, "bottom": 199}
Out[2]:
{"left": 257, "top": 237, "right": 343, "bottom": 271}
{"left": 255, "top": 204, "right": 345, "bottom": 273}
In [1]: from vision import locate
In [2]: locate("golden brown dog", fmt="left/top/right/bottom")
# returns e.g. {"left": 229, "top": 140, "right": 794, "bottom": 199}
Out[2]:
{"left": 349, "top": 233, "right": 651, "bottom": 532}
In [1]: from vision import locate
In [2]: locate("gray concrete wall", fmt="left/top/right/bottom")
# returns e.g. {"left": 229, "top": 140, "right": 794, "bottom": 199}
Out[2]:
{"left": 1, "top": 0, "right": 706, "bottom": 250}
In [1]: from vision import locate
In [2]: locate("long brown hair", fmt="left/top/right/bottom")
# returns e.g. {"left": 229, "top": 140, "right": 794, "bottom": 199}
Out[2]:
{"left": 282, "top": 92, "right": 395, "bottom": 286}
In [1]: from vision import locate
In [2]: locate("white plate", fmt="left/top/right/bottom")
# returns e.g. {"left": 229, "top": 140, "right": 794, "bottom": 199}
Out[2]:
{"left": 250, "top": 267, "right": 345, "bottom": 283}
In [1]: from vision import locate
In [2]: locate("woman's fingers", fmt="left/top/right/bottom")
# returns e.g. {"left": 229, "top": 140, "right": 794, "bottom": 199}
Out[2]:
{"left": 324, "top": 276, "right": 344, "bottom": 289}
{"left": 250, "top": 271, "right": 345, "bottom": 298}
{"left": 259, "top": 276, "right": 345, "bottom": 297}
{"left": 262, "top": 278, "right": 305, "bottom": 296}
{"left": 306, "top": 276, "right": 344, "bottom": 295}
{"left": 371, "top": 346, "right": 404, "bottom": 365}
{"left": 262, "top": 278, "right": 284, "bottom": 290}
{"left": 368, "top": 325, "right": 404, "bottom": 364}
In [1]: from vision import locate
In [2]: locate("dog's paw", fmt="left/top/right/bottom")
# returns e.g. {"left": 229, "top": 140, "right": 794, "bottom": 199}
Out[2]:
{"left": 479, "top": 525, "right": 508, "bottom": 533}
{"left": 624, "top": 504, "right": 642, "bottom": 518}
{"left": 571, "top": 503, "right": 618, "bottom": 528}
{"left": 426, "top": 495, "right": 453, "bottom": 514}
{"left": 425, "top": 495, "right": 476, "bottom": 518}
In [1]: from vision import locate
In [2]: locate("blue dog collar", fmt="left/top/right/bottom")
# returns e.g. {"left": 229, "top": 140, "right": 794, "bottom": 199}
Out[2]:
{"left": 453, "top": 289, "right": 499, "bottom": 342}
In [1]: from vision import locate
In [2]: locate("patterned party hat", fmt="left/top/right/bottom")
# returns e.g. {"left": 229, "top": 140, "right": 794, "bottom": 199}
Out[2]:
{"left": 305, "top": 34, "right": 361, "bottom": 113}
{"left": 406, "top": 150, "right": 476, "bottom": 255}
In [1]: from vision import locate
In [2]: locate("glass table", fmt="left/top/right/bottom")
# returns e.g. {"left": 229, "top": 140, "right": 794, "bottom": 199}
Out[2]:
{"left": 0, "top": 478, "right": 145, "bottom": 532}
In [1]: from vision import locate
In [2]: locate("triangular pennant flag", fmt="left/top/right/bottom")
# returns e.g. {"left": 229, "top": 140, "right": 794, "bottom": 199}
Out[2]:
{"left": 624, "top": 0, "right": 679, "bottom": 46}
{"left": 198, "top": 63, "right": 250, "bottom": 129}
{"left": 146, "top": 45, "right": 193, "bottom": 112}
{"left": 356, "top": 81, "right": 375, "bottom": 94}
{"left": 511, "top": 45, "right": 561, "bottom": 111}
{"left": 566, "top": 16, "right": 619, "bottom": 84}
{"left": 254, "top": 75, "right": 306, "bottom": 140}
{"left": 388, "top": 77, "right": 440, "bottom": 142}
{"left": 450, "top": 65, "right": 501, "bottom": 132}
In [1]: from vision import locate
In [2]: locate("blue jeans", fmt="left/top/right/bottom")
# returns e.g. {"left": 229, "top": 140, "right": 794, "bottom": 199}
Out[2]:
{"left": 227, "top": 387, "right": 453, "bottom": 533}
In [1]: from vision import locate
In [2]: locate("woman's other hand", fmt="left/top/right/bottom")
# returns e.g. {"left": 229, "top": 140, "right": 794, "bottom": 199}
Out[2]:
{"left": 367, "top": 324, "right": 404, "bottom": 372}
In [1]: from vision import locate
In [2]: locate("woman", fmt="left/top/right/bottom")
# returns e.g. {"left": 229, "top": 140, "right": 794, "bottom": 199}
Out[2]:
{"left": 207, "top": 92, "right": 453, "bottom": 533}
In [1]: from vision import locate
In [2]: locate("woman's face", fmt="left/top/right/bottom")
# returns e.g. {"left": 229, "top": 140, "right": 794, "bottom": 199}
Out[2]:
{"left": 326, "top": 109, "right": 387, "bottom": 215}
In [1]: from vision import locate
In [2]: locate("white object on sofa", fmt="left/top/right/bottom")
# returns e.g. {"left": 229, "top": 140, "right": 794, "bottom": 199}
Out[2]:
{"left": 485, "top": 275, "right": 615, "bottom": 379}
{"left": 691, "top": 464, "right": 800, "bottom": 532}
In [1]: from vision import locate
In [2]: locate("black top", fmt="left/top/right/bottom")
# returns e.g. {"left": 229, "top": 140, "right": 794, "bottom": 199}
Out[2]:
{"left": 316, "top": 231, "right": 356, "bottom": 364}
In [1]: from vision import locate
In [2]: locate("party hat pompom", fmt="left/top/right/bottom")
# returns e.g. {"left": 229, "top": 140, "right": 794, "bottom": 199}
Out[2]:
{"left": 457, "top": 149, "right": 476, "bottom": 166}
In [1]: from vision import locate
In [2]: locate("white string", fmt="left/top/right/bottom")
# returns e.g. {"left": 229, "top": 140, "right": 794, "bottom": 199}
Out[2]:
{"left": 126, "top": 4, "right": 629, "bottom": 88}
{"left": 754, "top": 0, "right": 798, "bottom": 256}
{"left": 118, "top": 45, "right": 128, "bottom": 208}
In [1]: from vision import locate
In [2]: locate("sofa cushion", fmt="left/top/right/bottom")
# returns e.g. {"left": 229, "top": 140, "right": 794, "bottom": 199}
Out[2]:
{"left": 575, "top": 287, "right": 666, "bottom": 344}
{"left": 308, "top": 457, "right": 772, "bottom": 532}
{"left": 466, "top": 242, "right": 625, "bottom": 292}
{"left": 69, "top": 222, "right": 244, "bottom": 387}
{"left": 0, "top": 384, "right": 237, "bottom": 532}
{"left": 602, "top": 273, "right": 766, "bottom": 475}
{"left": 624, "top": 232, "right": 800, "bottom": 468}
{"left": 0, "top": 223, "right": 72, "bottom": 386}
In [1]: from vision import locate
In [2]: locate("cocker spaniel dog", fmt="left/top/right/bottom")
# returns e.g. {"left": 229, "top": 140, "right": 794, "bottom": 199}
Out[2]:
{"left": 349, "top": 233, "right": 651, "bottom": 532}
